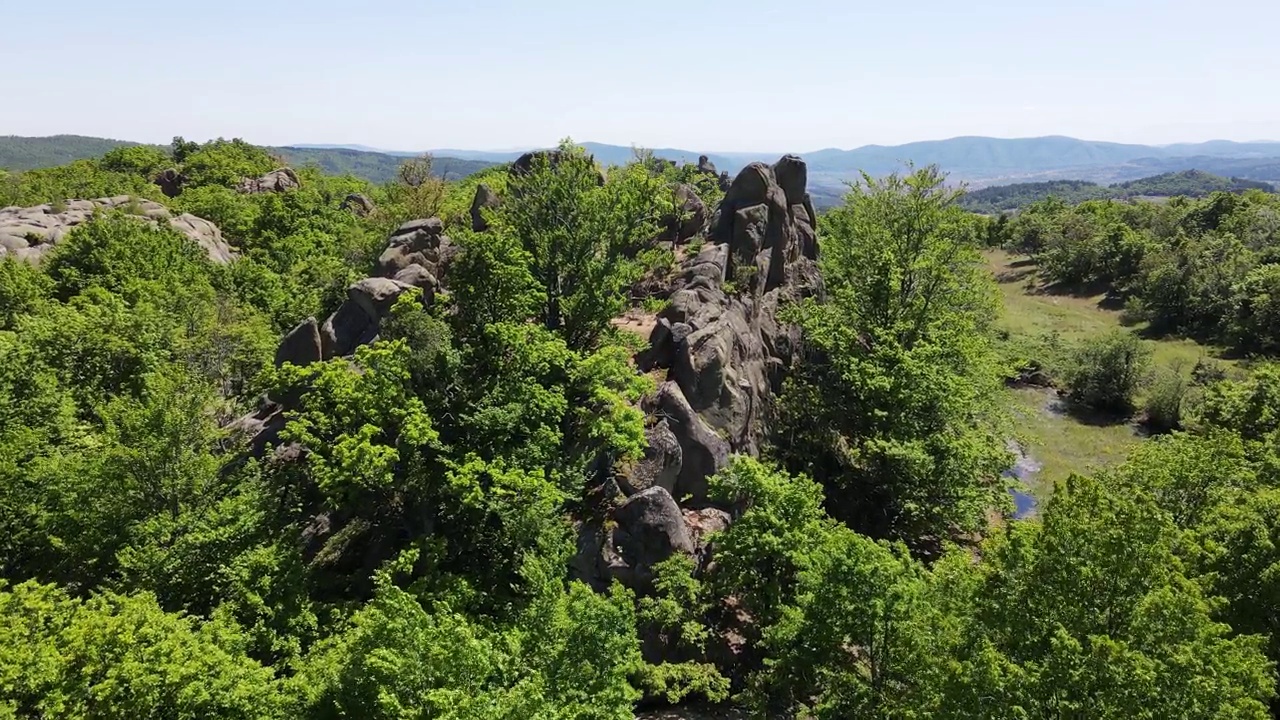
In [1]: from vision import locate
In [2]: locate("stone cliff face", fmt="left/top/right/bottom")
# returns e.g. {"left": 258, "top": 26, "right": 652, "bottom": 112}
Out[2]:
{"left": 578, "top": 155, "right": 822, "bottom": 591}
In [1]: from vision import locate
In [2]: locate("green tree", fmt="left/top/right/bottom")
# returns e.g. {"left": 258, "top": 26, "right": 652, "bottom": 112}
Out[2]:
{"left": 778, "top": 166, "right": 1009, "bottom": 542}
{"left": 99, "top": 144, "right": 171, "bottom": 177}
{"left": 495, "top": 141, "right": 670, "bottom": 350}
{"left": 1063, "top": 330, "right": 1151, "bottom": 415}
{"left": 0, "top": 580, "right": 282, "bottom": 719}
{"left": 939, "top": 475, "right": 1274, "bottom": 719}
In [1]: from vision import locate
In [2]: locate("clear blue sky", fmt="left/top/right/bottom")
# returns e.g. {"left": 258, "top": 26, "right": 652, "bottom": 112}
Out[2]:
{"left": 3, "top": 0, "right": 1277, "bottom": 151}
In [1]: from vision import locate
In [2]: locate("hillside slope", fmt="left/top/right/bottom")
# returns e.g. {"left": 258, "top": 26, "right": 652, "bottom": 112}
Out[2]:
{"left": 959, "top": 170, "right": 1275, "bottom": 212}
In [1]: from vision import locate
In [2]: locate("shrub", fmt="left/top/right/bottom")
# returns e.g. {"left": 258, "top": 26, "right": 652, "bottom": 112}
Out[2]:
{"left": 1064, "top": 330, "right": 1150, "bottom": 414}
{"left": 1145, "top": 365, "right": 1187, "bottom": 433}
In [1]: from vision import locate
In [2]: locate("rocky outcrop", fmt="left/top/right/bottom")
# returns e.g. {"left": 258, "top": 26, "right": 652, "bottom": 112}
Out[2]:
{"left": 376, "top": 217, "right": 456, "bottom": 294}
{"left": 469, "top": 183, "right": 499, "bottom": 232}
{"left": 635, "top": 156, "right": 820, "bottom": 499}
{"left": 575, "top": 155, "right": 822, "bottom": 594}
{"left": 339, "top": 193, "right": 374, "bottom": 217}
{"left": 153, "top": 168, "right": 186, "bottom": 198}
{"left": 237, "top": 168, "right": 300, "bottom": 194}
{"left": 660, "top": 183, "right": 708, "bottom": 244}
{"left": 275, "top": 317, "right": 323, "bottom": 368}
{"left": 0, "top": 196, "right": 234, "bottom": 264}
{"left": 603, "top": 487, "right": 695, "bottom": 591}
{"left": 618, "top": 419, "right": 683, "bottom": 496}
{"left": 234, "top": 216, "right": 452, "bottom": 454}
{"left": 696, "top": 155, "right": 718, "bottom": 177}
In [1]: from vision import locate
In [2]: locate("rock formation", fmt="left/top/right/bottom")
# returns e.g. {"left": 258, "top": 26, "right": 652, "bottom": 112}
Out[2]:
{"left": 0, "top": 196, "right": 233, "bottom": 264}
{"left": 230, "top": 216, "right": 453, "bottom": 453}
{"left": 237, "top": 168, "right": 300, "bottom": 194}
{"left": 339, "top": 193, "right": 374, "bottom": 217}
{"left": 153, "top": 168, "right": 186, "bottom": 198}
{"left": 469, "top": 183, "right": 499, "bottom": 231}
{"left": 659, "top": 183, "right": 709, "bottom": 244}
{"left": 577, "top": 155, "right": 822, "bottom": 593}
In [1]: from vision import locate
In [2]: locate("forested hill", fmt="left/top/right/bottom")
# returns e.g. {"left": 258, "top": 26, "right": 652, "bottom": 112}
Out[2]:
{"left": 960, "top": 170, "right": 1276, "bottom": 213}
{"left": 0, "top": 135, "right": 152, "bottom": 171}
{"left": 273, "top": 147, "right": 496, "bottom": 182}
{"left": 3, "top": 137, "right": 1280, "bottom": 718}
{"left": 0, "top": 135, "right": 494, "bottom": 182}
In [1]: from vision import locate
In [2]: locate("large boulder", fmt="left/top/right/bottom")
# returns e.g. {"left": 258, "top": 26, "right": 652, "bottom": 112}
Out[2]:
{"left": 660, "top": 183, "right": 708, "bottom": 244}
{"left": 654, "top": 382, "right": 729, "bottom": 503}
{"left": 469, "top": 183, "right": 499, "bottom": 232}
{"left": 339, "top": 193, "right": 374, "bottom": 216}
{"left": 617, "top": 420, "right": 683, "bottom": 496}
{"left": 318, "top": 277, "right": 415, "bottom": 360}
{"left": 237, "top": 168, "right": 300, "bottom": 194}
{"left": 696, "top": 154, "right": 718, "bottom": 177}
{"left": 275, "top": 317, "right": 323, "bottom": 368}
{"left": 348, "top": 277, "right": 414, "bottom": 319}
{"left": 608, "top": 487, "right": 695, "bottom": 590}
{"left": 0, "top": 196, "right": 233, "bottom": 265}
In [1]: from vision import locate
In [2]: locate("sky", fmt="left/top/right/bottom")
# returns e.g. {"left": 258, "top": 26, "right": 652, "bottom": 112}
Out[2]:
{"left": 3, "top": 0, "right": 1278, "bottom": 152}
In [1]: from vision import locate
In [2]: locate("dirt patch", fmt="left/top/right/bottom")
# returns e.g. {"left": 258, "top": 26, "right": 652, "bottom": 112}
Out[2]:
{"left": 612, "top": 310, "right": 659, "bottom": 342}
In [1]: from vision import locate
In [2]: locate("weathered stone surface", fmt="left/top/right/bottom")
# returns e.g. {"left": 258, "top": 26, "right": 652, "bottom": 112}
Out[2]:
{"left": 275, "top": 317, "right": 323, "bottom": 368}
{"left": 696, "top": 154, "right": 718, "bottom": 177}
{"left": 655, "top": 382, "right": 729, "bottom": 503}
{"left": 683, "top": 507, "right": 732, "bottom": 571}
{"left": 609, "top": 486, "right": 695, "bottom": 590}
{"left": 226, "top": 398, "right": 287, "bottom": 456}
{"left": 339, "top": 193, "right": 374, "bottom": 216}
{"left": 237, "top": 167, "right": 300, "bottom": 194}
{"left": 348, "top": 277, "right": 414, "bottom": 320}
{"left": 660, "top": 183, "right": 708, "bottom": 244}
{"left": 0, "top": 196, "right": 233, "bottom": 265}
{"left": 469, "top": 183, "right": 499, "bottom": 231}
{"left": 636, "top": 155, "right": 823, "bottom": 511}
{"left": 377, "top": 217, "right": 452, "bottom": 279}
{"left": 392, "top": 264, "right": 438, "bottom": 292}
{"left": 618, "top": 420, "right": 683, "bottom": 496}
{"left": 321, "top": 300, "right": 379, "bottom": 359}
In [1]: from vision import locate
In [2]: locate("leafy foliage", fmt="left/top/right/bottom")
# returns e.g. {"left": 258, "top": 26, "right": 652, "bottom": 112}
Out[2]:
{"left": 778, "top": 166, "right": 1010, "bottom": 541}
{"left": 1063, "top": 330, "right": 1152, "bottom": 414}
{"left": 8, "top": 138, "right": 1280, "bottom": 719}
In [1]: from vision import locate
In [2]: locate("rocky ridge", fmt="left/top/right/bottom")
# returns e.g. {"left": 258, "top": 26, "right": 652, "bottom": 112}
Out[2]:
{"left": 575, "top": 155, "right": 822, "bottom": 593}
{"left": 0, "top": 195, "right": 234, "bottom": 264}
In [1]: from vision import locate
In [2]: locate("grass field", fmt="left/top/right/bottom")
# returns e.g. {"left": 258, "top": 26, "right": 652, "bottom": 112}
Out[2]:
{"left": 986, "top": 249, "right": 1233, "bottom": 500}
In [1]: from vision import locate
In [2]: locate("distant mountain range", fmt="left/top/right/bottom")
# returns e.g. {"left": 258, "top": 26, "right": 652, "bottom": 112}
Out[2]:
{"left": 0, "top": 136, "right": 494, "bottom": 184}
{"left": 309, "top": 136, "right": 1280, "bottom": 195}
{"left": 4, "top": 134, "right": 1280, "bottom": 203}
{"left": 958, "top": 170, "right": 1276, "bottom": 214}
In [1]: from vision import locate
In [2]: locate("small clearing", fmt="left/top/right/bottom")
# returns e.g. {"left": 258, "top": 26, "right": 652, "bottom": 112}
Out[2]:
{"left": 986, "top": 249, "right": 1230, "bottom": 501}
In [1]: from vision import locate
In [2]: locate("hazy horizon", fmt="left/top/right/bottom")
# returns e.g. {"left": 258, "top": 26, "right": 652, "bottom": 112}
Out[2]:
{"left": 4, "top": 0, "right": 1279, "bottom": 151}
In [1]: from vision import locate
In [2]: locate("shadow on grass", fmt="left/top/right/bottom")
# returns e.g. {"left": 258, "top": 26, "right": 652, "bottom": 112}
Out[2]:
{"left": 995, "top": 267, "right": 1036, "bottom": 284}
{"left": 1045, "top": 395, "right": 1137, "bottom": 429}
{"left": 1033, "top": 278, "right": 1114, "bottom": 299}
